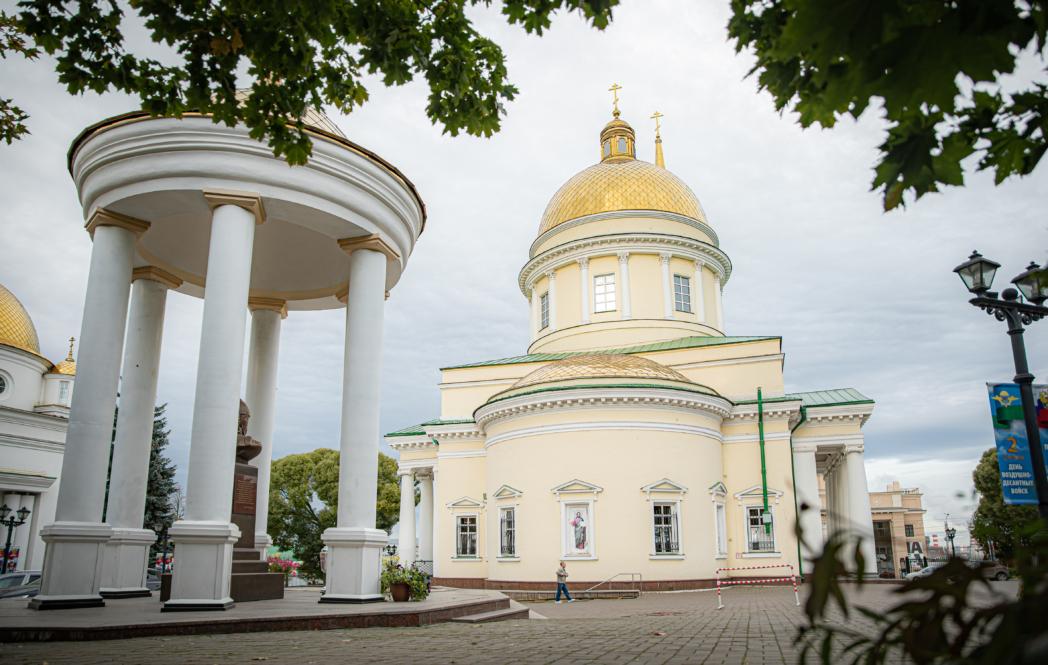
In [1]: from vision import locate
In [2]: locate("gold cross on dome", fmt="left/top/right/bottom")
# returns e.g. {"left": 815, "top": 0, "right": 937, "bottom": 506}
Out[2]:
{"left": 67, "top": 337, "right": 75, "bottom": 360}
{"left": 651, "top": 111, "right": 664, "bottom": 138}
{"left": 609, "top": 83, "right": 622, "bottom": 114}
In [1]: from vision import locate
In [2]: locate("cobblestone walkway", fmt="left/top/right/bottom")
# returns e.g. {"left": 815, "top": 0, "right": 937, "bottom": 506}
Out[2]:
{"left": 0, "top": 583, "right": 1020, "bottom": 665}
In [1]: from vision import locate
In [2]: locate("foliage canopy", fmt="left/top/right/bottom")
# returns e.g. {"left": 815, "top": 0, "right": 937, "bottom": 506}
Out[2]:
{"left": 969, "top": 447, "right": 1038, "bottom": 562}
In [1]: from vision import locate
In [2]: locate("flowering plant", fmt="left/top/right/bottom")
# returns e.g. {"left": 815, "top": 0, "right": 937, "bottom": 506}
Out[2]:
{"left": 380, "top": 556, "right": 430, "bottom": 601}
{"left": 267, "top": 554, "right": 300, "bottom": 583}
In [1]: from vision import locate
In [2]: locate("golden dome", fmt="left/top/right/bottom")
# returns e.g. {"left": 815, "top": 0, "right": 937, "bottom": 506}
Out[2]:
{"left": 0, "top": 283, "right": 42, "bottom": 356}
{"left": 538, "top": 157, "right": 708, "bottom": 236}
{"left": 508, "top": 353, "right": 694, "bottom": 392}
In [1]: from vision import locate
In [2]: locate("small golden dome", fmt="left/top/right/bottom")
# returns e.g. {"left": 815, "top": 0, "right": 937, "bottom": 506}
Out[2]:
{"left": 0, "top": 283, "right": 42, "bottom": 356}
{"left": 538, "top": 159, "right": 708, "bottom": 236}
{"left": 508, "top": 353, "right": 694, "bottom": 392}
{"left": 50, "top": 337, "right": 76, "bottom": 375}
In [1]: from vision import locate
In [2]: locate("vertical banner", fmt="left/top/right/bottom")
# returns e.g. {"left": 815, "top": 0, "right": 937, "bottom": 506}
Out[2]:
{"left": 987, "top": 383, "right": 1048, "bottom": 505}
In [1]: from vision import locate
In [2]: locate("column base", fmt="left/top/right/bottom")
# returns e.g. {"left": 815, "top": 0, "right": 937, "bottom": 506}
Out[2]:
{"left": 320, "top": 527, "right": 388, "bottom": 604}
{"left": 253, "top": 533, "right": 273, "bottom": 559}
{"left": 31, "top": 521, "right": 113, "bottom": 610}
{"left": 100, "top": 527, "right": 157, "bottom": 599}
{"left": 163, "top": 521, "right": 239, "bottom": 612}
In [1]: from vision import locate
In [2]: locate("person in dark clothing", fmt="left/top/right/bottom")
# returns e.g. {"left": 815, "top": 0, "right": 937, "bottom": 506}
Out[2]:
{"left": 555, "top": 561, "right": 574, "bottom": 603}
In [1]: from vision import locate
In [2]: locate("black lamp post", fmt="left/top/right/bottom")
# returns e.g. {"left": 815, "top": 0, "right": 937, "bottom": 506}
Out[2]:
{"left": 954, "top": 252, "right": 1048, "bottom": 521}
{"left": 945, "top": 526, "right": 957, "bottom": 558}
{"left": 0, "top": 503, "right": 32, "bottom": 573}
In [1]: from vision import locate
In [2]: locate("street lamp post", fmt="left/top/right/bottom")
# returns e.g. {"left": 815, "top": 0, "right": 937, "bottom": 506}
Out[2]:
{"left": 954, "top": 252, "right": 1048, "bottom": 521}
{"left": 0, "top": 503, "right": 32, "bottom": 573}
{"left": 945, "top": 526, "right": 957, "bottom": 558}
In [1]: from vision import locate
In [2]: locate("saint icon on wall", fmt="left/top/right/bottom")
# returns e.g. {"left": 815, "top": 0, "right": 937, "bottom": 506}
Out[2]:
{"left": 572, "top": 510, "right": 587, "bottom": 550}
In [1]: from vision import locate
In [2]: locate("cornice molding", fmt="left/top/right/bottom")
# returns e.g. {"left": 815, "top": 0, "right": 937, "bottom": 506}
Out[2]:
{"left": 798, "top": 403, "right": 875, "bottom": 428}
{"left": 484, "top": 419, "right": 725, "bottom": 449}
{"left": 529, "top": 210, "right": 720, "bottom": 259}
{"left": 248, "top": 296, "right": 288, "bottom": 319}
{"left": 202, "top": 187, "right": 267, "bottom": 225}
{"left": 520, "top": 232, "right": 732, "bottom": 296}
{"left": 385, "top": 435, "right": 437, "bottom": 452}
{"left": 0, "top": 469, "right": 57, "bottom": 490}
{"left": 85, "top": 207, "right": 151, "bottom": 239}
{"left": 423, "top": 422, "right": 484, "bottom": 443}
{"left": 132, "top": 266, "right": 183, "bottom": 291}
{"left": 669, "top": 353, "right": 784, "bottom": 371}
{"left": 338, "top": 233, "right": 400, "bottom": 261}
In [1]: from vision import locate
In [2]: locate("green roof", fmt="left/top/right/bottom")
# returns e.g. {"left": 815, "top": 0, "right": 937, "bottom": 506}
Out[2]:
{"left": 735, "top": 388, "right": 873, "bottom": 407}
{"left": 439, "top": 336, "right": 781, "bottom": 371}
{"left": 386, "top": 417, "right": 475, "bottom": 438}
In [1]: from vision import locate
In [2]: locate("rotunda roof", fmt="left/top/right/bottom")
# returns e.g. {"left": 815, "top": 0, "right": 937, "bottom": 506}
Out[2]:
{"left": 52, "top": 358, "right": 76, "bottom": 375}
{"left": 508, "top": 353, "right": 694, "bottom": 392}
{"left": 537, "top": 158, "right": 708, "bottom": 236}
{"left": 0, "top": 283, "right": 42, "bottom": 356}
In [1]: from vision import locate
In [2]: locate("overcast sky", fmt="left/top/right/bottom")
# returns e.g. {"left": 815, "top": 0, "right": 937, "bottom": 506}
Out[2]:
{"left": 2, "top": 1, "right": 1045, "bottom": 546}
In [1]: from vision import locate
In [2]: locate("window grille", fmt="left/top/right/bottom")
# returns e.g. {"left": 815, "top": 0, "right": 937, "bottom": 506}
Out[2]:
{"left": 653, "top": 504, "right": 679, "bottom": 554}
{"left": 593, "top": 273, "right": 616, "bottom": 312}
{"left": 715, "top": 503, "right": 728, "bottom": 556}
{"left": 746, "top": 507, "right": 775, "bottom": 552}
{"left": 500, "top": 508, "right": 516, "bottom": 557}
{"left": 905, "top": 524, "right": 915, "bottom": 538}
{"left": 673, "top": 275, "right": 692, "bottom": 313}
{"left": 540, "top": 292, "right": 550, "bottom": 330}
{"left": 456, "top": 516, "right": 477, "bottom": 557}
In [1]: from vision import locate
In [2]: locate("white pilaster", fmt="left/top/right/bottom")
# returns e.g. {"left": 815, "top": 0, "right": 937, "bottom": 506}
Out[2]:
{"left": 33, "top": 214, "right": 142, "bottom": 610}
{"left": 617, "top": 253, "right": 632, "bottom": 320}
{"left": 397, "top": 470, "right": 416, "bottom": 566}
{"left": 418, "top": 472, "right": 434, "bottom": 562}
{"left": 245, "top": 302, "right": 284, "bottom": 556}
{"left": 101, "top": 274, "right": 175, "bottom": 598}
{"left": 846, "top": 445, "right": 878, "bottom": 575}
{"left": 322, "top": 243, "right": 390, "bottom": 604}
{"left": 693, "top": 260, "right": 706, "bottom": 323}
{"left": 546, "top": 270, "right": 558, "bottom": 332}
{"left": 826, "top": 468, "right": 836, "bottom": 540}
{"left": 431, "top": 469, "right": 440, "bottom": 578}
{"left": 165, "top": 197, "right": 259, "bottom": 612}
{"left": 791, "top": 445, "right": 823, "bottom": 574}
{"left": 714, "top": 270, "right": 725, "bottom": 331}
{"left": 659, "top": 253, "right": 674, "bottom": 319}
{"left": 578, "top": 257, "right": 591, "bottom": 324}
{"left": 529, "top": 294, "right": 538, "bottom": 342}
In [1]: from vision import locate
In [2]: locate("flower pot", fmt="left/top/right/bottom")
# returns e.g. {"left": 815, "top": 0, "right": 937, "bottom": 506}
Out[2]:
{"left": 390, "top": 582, "right": 410, "bottom": 602}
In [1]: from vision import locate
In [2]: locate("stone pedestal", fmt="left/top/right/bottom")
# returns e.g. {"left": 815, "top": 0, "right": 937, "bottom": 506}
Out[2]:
{"left": 29, "top": 522, "right": 113, "bottom": 610}
{"left": 228, "top": 462, "right": 284, "bottom": 602}
{"left": 320, "top": 527, "right": 388, "bottom": 603}
{"left": 99, "top": 528, "right": 157, "bottom": 598}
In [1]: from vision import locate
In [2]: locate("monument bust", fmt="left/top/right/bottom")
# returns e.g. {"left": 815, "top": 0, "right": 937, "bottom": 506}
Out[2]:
{"left": 236, "top": 400, "right": 262, "bottom": 463}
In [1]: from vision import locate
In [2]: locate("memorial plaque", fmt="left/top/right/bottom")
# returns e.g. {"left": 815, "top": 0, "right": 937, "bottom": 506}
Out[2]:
{"left": 233, "top": 473, "right": 257, "bottom": 515}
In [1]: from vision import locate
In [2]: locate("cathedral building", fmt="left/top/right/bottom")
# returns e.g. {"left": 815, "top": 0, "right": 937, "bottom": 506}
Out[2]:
{"left": 0, "top": 284, "right": 74, "bottom": 572}
{"left": 390, "top": 106, "right": 879, "bottom": 588}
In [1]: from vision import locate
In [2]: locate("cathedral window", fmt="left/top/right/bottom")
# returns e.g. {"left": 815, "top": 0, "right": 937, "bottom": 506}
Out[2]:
{"left": 58, "top": 381, "right": 69, "bottom": 405}
{"left": 673, "top": 275, "right": 693, "bottom": 313}
{"left": 603, "top": 141, "right": 611, "bottom": 157}
{"left": 652, "top": 503, "right": 679, "bottom": 555}
{"left": 746, "top": 506, "right": 776, "bottom": 553}
{"left": 540, "top": 292, "right": 550, "bottom": 330}
{"left": 593, "top": 273, "right": 616, "bottom": 312}
{"left": 617, "top": 138, "right": 627, "bottom": 154}
{"left": 905, "top": 524, "right": 914, "bottom": 538}
{"left": 456, "top": 515, "right": 478, "bottom": 557}
{"left": 499, "top": 507, "right": 516, "bottom": 557}
{"left": 0, "top": 374, "right": 6, "bottom": 397}
{"left": 715, "top": 502, "right": 728, "bottom": 557}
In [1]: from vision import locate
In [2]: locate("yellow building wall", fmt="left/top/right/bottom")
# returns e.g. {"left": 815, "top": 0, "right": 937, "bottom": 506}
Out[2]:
{"left": 669, "top": 257, "right": 699, "bottom": 324}
{"left": 701, "top": 265, "right": 720, "bottom": 327}
{"left": 629, "top": 254, "right": 664, "bottom": 320}
{"left": 436, "top": 452, "right": 488, "bottom": 579}
{"left": 441, "top": 382, "right": 517, "bottom": 419}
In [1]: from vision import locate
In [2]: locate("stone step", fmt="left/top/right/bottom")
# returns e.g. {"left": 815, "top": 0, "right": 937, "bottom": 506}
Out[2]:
{"left": 501, "top": 589, "right": 640, "bottom": 601}
{"left": 450, "top": 605, "right": 530, "bottom": 623}
{"left": 232, "top": 561, "right": 269, "bottom": 574}
{"left": 233, "top": 550, "right": 262, "bottom": 561}
{"left": 230, "top": 572, "right": 285, "bottom": 602}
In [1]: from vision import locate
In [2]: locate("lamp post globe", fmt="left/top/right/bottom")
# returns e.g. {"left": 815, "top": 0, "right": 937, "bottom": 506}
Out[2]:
{"left": 0, "top": 504, "right": 10, "bottom": 520}
{"left": 1012, "top": 262, "right": 1048, "bottom": 306}
{"left": 953, "top": 250, "right": 1001, "bottom": 296}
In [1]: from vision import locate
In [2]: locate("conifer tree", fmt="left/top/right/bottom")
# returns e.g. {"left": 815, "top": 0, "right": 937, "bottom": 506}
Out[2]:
{"left": 144, "top": 404, "right": 177, "bottom": 558}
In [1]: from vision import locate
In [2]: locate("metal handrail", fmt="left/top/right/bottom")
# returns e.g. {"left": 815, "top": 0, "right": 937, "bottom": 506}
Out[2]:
{"left": 585, "top": 572, "right": 642, "bottom": 593}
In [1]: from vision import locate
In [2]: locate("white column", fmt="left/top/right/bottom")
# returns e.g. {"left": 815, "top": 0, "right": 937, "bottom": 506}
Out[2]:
{"left": 578, "top": 257, "right": 591, "bottom": 324}
{"left": 792, "top": 445, "right": 823, "bottom": 574}
{"left": 322, "top": 238, "right": 393, "bottom": 604}
{"left": 617, "top": 253, "right": 631, "bottom": 320}
{"left": 546, "top": 270, "right": 558, "bottom": 331}
{"left": 12, "top": 495, "right": 35, "bottom": 571}
{"left": 33, "top": 211, "right": 145, "bottom": 610}
{"left": 659, "top": 253, "right": 674, "bottom": 319}
{"left": 714, "top": 270, "right": 725, "bottom": 331}
{"left": 397, "top": 470, "right": 416, "bottom": 566}
{"left": 431, "top": 468, "right": 440, "bottom": 578}
{"left": 693, "top": 260, "right": 706, "bottom": 324}
{"left": 529, "top": 294, "right": 538, "bottom": 342}
{"left": 166, "top": 194, "right": 261, "bottom": 612}
{"left": 418, "top": 472, "right": 434, "bottom": 562}
{"left": 826, "top": 468, "right": 837, "bottom": 541}
{"left": 245, "top": 302, "right": 284, "bottom": 556}
{"left": 846, "top": 445, "right": 878, "bottom": 575}
{"left": 101, "top": 272, "right": 178, "bottom": 598}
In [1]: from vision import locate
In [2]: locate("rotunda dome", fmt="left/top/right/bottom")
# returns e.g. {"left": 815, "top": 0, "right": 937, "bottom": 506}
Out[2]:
{"left": 52, "top": 357, "right": 76, "bottom": 376}
{"left": 509, "top": 353, "right": 694, "bottom": 391}
{"left": 0, "top": 283, "right": 42, "bottom": 356}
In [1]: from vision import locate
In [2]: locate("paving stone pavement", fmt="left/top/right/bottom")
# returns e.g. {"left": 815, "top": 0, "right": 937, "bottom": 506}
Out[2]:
{"left": 0, "top": 582, "right": 1020, "bottom": 665}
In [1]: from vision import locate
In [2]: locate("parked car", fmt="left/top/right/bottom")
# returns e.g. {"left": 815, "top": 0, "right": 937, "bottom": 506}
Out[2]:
{"left": 146, "top": 568, "right": 162, "bottom": 591}
{"left": 967, "top": 560, "right": 1010, "bottom": 581}
{"left": 0, "top": 571, "right": 41, "bottom": 589}
{"left": 904, "top": 564, "right": 945, "bottom": 581}
{"left": 0, "top": 575, "right": 40, "bottom": 599}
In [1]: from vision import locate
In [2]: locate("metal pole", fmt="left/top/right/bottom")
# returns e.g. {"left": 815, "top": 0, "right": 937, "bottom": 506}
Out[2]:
{"left": 757, "top": 388, "right": 770, "bottom": 533}
{"left": 1005, "top": 310, "right": 1048, "bottom": 521}
{"left": 1, "top": 522, "right": 13, "bottom": 573}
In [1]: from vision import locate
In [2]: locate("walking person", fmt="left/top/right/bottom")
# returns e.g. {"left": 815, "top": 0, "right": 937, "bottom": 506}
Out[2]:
{"left": 555, "top": 561, "right": 575, "bottom": 603}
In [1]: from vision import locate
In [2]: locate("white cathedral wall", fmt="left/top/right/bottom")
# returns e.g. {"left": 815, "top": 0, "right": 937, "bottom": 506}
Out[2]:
{"left": 0, "top": 347, "right": 49, "bottom": 412}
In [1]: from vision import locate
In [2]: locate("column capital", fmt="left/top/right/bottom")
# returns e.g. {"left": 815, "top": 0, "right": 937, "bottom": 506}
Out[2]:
{"left": 337, "top": 234, "right": 400, "bottom": 261}
{"left": 248, "top": 297, "right": 288, "bottom": 319}
{"left": 132, "top": 266, "right": 183, "bottom": 290}
{"left": 202, "top": 188, "right": 266, "bottom": 225}
{"left": 385, "top": 291, "right": 390, "bottom": 301}
{"left": 845, "top": 443, "right": 865, "bottom": 454}
{"left": 792, "top": 444, "right": 818, "bottom": 454}
{"left": 85, "top": 207, "right": 151, "bottom": 239}
{"left": 335, "top": 283, "right": 349, "bottom": 304}
{"left": 415, "top": 469, "right": 433, "bottom": 480}
{"left": 658, "top": 253, "right": 672, "bottom": 266}
{"left": 545, "top": 269, "right": 557, "bottom": 282}
{"left": 398, "top": 468, "right": 415, "bottom": 478}
{"left": 693, "top": 258, "right": 705, "bottom": 269}
{"left": 617, "top": 252, "right": 630, "bottom": 264}
{"left": 577, "top": 257, "right": 590, "bottom": 269}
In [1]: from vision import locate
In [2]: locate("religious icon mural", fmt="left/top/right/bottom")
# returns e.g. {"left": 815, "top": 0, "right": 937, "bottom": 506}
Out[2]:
{"left": 563, "top": 504, "right": 590, "bottom": 555}
{"left": 572, "top": 510, "right": 587, "bottom": 550}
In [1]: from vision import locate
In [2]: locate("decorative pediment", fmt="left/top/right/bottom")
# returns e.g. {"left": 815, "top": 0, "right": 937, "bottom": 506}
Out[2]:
{"left": 445, "top": 496, "right": 484, "bottom": 512}
{"left": 709, "top": 481, "right": 727, "bottom": 501}
{"left": 733, "top": 485, "right": 784, "bottom": 506}
{"left": 551, "top": 479, "right": 603, "bottom": 501}
{"left": 640, "top": 478, "right": 689, "bottom": 500}
{"left": 493, "top": 485, "right": 523, "bottom": 503}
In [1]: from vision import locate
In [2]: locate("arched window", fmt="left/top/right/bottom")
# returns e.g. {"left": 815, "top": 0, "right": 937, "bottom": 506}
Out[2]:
{"left": 603, "top": 141, "right": 611, "bottom": 157}
{"left": 618, "top": 138, "right": 627, "bottom": 153}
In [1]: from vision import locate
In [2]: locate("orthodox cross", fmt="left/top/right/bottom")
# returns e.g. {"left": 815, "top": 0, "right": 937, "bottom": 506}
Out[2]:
{"left": 651, "top": 111, "right": 664, "bottom": 138}
{"left": 67, "top": 337, "right": 75, "bottom": 360}
{"left": 609, "top": 83, "right": 622, "bottom": 114}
